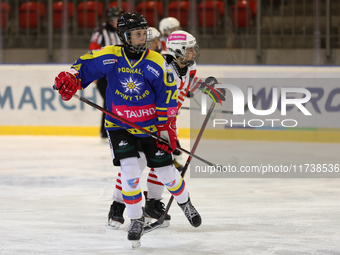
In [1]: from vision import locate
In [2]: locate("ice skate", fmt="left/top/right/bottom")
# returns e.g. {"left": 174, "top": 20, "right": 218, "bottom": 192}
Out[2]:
{"left": 143, "top": 191, "right": 171, "bottom": 228}
{"left": 107, "top": 201, "right": 125, "bottom": 230}
{"left": 127, "top": 216, "right": 144, "bottom": 249}
{"left": 178, "top": 197, "right": 202, "bottom": 227}
{"left": 143, "top": 199, "right": 171, "bottom": 228}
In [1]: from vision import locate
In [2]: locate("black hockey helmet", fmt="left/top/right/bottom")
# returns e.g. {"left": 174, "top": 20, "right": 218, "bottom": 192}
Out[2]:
{"left": 106, "top": 6, "right": 123, "bottom": 22}
{"left": 117, "top": 12, "right": 149, "bottom": 53}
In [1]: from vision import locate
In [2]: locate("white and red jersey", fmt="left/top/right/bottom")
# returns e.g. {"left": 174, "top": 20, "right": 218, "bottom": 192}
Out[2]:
{"left": 159, "top": 36, "right": 167, "bottom": 55}
{"left": 165, "top": 55, "right": 197, "bottom": 110}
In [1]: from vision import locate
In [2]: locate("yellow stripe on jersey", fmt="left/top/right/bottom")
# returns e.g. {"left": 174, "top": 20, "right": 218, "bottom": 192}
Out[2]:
{"left": 80, "top": 45, "right": 122, "bottom": 61}
{"left": 145, "top": 50, "right": 176, "bottom": 87}
{"left": 145, "top": 50, "right": 166, "bottom": 66}
{"left": 156, "top": 107, "right": 167, "bottom": 111}
{"left": 104, "top": 120, "right": 158, "bottom": 134}
{"left": 79, "top": 52, "right": 95, "bottom": 60}
{"left": 72, "top": 64, "right": 81, "bottom": 72}
{"left": 158, "top": 117, "right": 168, "bottom": 121}
{"left": 125, "top": 125, "right": 158, "bottom": 134}
{"left": 122, "top": 48, "right": 146, "bottom": 68}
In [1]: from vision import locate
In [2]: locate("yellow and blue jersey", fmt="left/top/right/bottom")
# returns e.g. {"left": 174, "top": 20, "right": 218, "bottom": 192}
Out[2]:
{"left": 70, "top": 46, "right": 178, "bottom": 136}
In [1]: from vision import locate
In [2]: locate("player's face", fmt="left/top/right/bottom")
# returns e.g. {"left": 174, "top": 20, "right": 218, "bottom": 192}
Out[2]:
{"left": 130, "top": 29, "right": 147, "bottom": 47}
{"left": 148, "top": 38, "right": 160, "bottom": 51}
{"left": 184, "top": 47, "right": 196, "bottom": 62}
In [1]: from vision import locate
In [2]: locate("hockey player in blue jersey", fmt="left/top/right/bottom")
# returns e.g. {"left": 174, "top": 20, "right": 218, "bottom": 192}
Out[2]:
{"left": 54, "top": 12, "right": 201, "bottom": 247}
{"left": 108, "top": 30, "right": 201, "bottom": 230}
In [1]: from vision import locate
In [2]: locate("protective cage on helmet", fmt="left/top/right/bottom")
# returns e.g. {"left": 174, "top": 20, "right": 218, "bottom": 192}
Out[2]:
{"left": 117, "top": 12, "right": 149, "bottom": 53}
{"left": 166, "top": 30, "right": 200, "bottom": 67}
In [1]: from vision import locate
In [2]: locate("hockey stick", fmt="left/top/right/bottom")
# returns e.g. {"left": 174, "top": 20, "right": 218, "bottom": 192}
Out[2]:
{"left": 144, "top": 99, "right": 217, "bottom": 233}
{"left": 181, "top": 94, "right": 257, "bottom": 114}
{"left": 61, "top": 91, "right": 217, "bottom": 167}
{"left": 181, "top": 106, "right": 233, "bottom": 114}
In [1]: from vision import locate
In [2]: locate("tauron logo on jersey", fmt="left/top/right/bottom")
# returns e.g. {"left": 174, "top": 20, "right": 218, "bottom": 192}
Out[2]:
{"left": 120, "top": 75, "right": 143, "bottom": 94}
{"left": 103, "top": 59, "right": 118, "bottom": 65}
{"left": 116, "top": 109, "right": 124, "bottom": 116}
{"left": 127, "top": 178, "right": 139, "bottom": 189}
{"left": 147, "top": 65, "right": 160, "bottom": 77}
{"left": 167, "top": 72, "right": 174, "bottom": 83}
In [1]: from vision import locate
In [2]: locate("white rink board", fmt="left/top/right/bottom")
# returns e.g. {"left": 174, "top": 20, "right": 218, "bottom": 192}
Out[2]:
{"left": 1, "top": 65, "right": 340, "bottom": 129}
{"left": 0, "top": 64, "right": 102, "bottom": 127}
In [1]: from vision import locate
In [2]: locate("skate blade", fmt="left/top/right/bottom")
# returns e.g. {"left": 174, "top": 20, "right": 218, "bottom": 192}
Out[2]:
{"left": 144, "top": 217, "right": 170, "bottom": 228}
{"left": 131, "top": 240, "right": 141, "bottom": 249}
{"left": 160, "top": 220, "right": 170, "bottom": 228}
{"left": 106, "top": 220, "right": 123, "bottom": 230}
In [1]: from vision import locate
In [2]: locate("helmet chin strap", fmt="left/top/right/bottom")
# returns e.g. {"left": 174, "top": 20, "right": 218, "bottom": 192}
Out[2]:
{"left": 174, "top": 55, "right": 194, "bottom": 67}
{"left": 174, "top": 58, "right": 186, "bottom": 67}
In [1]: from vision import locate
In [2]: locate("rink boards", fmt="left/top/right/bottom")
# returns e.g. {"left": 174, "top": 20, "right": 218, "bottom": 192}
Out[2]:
{"left": 1, "top": 64, "right": 340, "bottom": 142}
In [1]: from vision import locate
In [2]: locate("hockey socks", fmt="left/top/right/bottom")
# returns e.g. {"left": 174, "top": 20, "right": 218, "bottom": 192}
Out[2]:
{"left": 153, "top": 165, "right": 189, "bottom": 204}
{"left": 120, "top": 158, "right": 143, "bottom": 219}
{"left": 146, "top": 168, "right": 165, "bottom": 200}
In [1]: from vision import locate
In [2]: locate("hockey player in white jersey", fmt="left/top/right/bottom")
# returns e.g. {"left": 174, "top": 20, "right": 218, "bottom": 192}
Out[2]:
{"left": 164, "top": 30, "right": 199, "bottom": 109}
{"left": 142, "top": 30, "right": 200, "bottom": 224}
{"left": 108, "top": 30, "right": 201, "bottom": 230}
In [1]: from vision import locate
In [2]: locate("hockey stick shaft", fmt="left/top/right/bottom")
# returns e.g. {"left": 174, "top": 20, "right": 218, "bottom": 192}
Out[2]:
{"left": 144, "top": 100, "right": 216, "bottom": 233}
{"left": 71, "top": 93, "right": 216, "bottom": 167}
{"left": 181, "top": 94, "right": 257, "bottom": 114}
{"left": 181, "top": 106, "right": 233, "bottom": 114}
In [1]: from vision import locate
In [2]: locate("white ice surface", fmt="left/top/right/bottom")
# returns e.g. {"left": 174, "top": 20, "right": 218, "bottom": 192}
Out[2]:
{"left": 0, "top": 136, "right": 340, "bottom": 255}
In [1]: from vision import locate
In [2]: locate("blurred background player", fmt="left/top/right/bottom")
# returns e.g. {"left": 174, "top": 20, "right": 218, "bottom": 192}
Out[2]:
{"left": 89, "top": 6, "right": 123, "bottom": 138}
{"left": 158, "top": 17, "right": 180, "bottom": 54}
{"left": 147, "top": 27, "right": 162, "bottom": 53}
